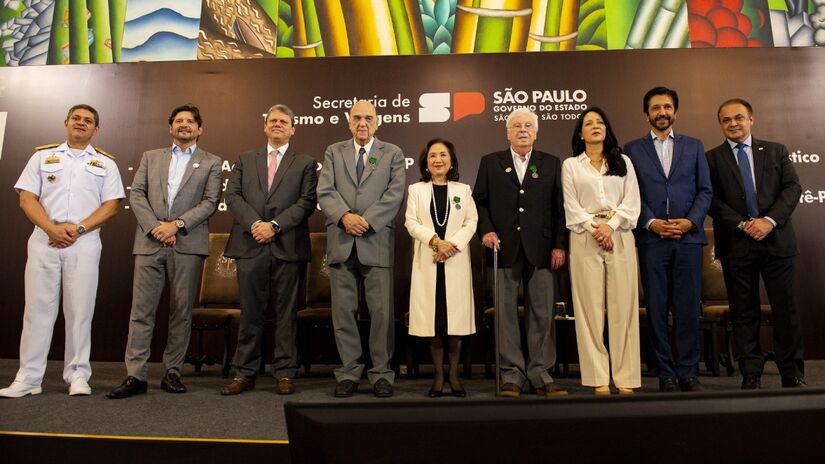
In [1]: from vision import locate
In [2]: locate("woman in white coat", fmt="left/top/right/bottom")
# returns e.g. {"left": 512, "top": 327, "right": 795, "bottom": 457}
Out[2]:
{"left": 405, "top": 138, "right": 478, "bottom": 397}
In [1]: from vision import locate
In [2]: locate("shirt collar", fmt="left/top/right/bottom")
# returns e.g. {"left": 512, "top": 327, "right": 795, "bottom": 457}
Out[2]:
{"left": 172, "top": 143, "right": 196, "bottom": 155}
{"left": 354, "top": 138, "right": 375, "bottom": 154}
{"left": 62, "top": 142, "right": 96, "bottom": 158}
{"left": 268, "top": 142, "right": 289, "bottom": 156}
{"left": 727, "top": 135, "right": 752, "bottom": 151}
{"left": 649, "top": 129, "right": 674, "bottom": 142}
{"left": 510, "top": 147, "right": 532, "bottom": 162}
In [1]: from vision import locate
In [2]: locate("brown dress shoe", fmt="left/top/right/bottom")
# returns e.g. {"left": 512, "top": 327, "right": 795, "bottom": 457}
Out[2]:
{"left": 535, "top": 382, "right": 568, "bottom": 396}
{"left": 499, "top": 383, "right": 521, "bottom": 398}
{"left": 276, "top": 378, "right": 295, "bottom": 395}
{"left": 221, "top": 377, "right": 254, "bottom": 396}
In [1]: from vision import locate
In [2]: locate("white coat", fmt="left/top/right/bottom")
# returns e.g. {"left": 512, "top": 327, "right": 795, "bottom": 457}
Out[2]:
{"left": 404, "top": 181, "right": 477, "bottom": 337}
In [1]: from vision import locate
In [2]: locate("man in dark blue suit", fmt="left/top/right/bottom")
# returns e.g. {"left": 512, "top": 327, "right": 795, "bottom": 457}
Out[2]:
{"left": 624, "top": 87, "right": 712, "bottom": 392}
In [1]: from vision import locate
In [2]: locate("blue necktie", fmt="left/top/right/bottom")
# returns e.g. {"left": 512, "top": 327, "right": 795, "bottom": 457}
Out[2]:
{"left": 356, "top": 147, "right": 366, "bottom": 183}
{"left": 735, "top": 143, "right": 759, "bottom": 218}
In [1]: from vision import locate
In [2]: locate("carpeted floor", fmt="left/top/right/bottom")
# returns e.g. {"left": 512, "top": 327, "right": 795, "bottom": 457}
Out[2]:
{"left": 0, "top": 358, "right": 822, "bottom": 440}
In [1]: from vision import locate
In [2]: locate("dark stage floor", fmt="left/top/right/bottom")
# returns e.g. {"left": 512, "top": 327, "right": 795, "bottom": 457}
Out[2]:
{"left": 1, "top": 358, "right": 823, "bottom": 441}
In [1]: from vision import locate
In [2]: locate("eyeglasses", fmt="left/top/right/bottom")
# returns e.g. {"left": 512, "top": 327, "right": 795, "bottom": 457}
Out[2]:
{"left": 509, "top": 123, "right": 535, "bottom": 131}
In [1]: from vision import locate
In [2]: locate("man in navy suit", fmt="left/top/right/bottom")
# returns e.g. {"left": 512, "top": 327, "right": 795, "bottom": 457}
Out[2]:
{"left": 706, "top": 98, "right": 804, "bottom": 389}
{"left": 625, "top": 87, "right": 712, "bottom": 392}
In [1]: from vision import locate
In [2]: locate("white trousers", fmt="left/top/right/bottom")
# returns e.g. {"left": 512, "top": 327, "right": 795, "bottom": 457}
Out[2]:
{"left": 569, "top": 228, "right": 641, "bottom": 389}
{"left": 15, "top": 228, "right": 101, "bottom": 386}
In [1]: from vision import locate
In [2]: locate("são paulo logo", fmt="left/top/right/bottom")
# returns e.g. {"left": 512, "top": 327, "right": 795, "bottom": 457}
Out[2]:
{"left": 418, "top": 92, "right": 485, "bottom": 123}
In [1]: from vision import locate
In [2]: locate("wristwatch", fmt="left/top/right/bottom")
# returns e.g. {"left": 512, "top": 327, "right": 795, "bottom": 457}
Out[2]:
{"left": 76, "top": 223, "right": 87, "bottom": 235}
{"left": 175, "top": 218, "right": 185, "bottom": 229}
{"left": 270, "top": 220, "right": 281, "bottom": 233}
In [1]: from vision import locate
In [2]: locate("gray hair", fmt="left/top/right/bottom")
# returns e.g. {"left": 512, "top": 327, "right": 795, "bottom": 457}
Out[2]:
{"left": 265, "top": 104, "right": 295, "bottom": 124}
{"left": 506, "top": 107, "right": 539, "bottom": 132}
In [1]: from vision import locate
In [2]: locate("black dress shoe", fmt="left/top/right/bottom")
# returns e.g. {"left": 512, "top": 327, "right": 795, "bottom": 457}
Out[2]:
{"left": 679, "top": 377, "right": 705, "bottom": 392}
{"left": 334, "top": 380, "right": 358, "bottom": 398}
{"left": 373, "top": 378, "right": 393, "bottom": 398}
{"left": 451, "top": 387, "right": 467, "bottom": 398}
{"left": 742, "top": 374, "right": 761, "bottom": 390}
{"left": 160, "top": 372, "right": 187, "bottom": 393}
{"left": 428, "top": 388, "right": 443, "bottom": 398}
{"left": 781, "top": 377, "right": 807, "bottom": 388}
{"left": 659, "top": 377, "right": 680, "bottom": 392}
{"left": 106, "top": 376, "right": 148, "bottom": 399}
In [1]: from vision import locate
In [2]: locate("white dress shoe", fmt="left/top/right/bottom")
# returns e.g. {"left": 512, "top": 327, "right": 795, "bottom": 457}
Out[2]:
{"left": 69, "top": 378, "right": 92, "bottom": 396}
{"left": 0, "top": 381, "right": 42, "bottom": 398}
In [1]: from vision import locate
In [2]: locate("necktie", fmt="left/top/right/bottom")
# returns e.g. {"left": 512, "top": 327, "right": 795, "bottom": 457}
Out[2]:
{"left": 356, "top": 147, "right": 366, "bottom": 183}
{"left": 735, "top": 143, "right": 759, "bottom": 218}
{"left": 267, "top": 151, "right": 278, "bottom": 190}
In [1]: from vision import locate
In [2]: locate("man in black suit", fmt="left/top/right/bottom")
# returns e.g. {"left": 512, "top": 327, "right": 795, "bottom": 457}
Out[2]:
{"left": 220, "top": 104, "right": 318, "bottom": 396}
{"left": 706, "top": 98, "right": 805, "bottom": 389}
{"left": 473, "top": 108, "right": 568, "bottom": 397}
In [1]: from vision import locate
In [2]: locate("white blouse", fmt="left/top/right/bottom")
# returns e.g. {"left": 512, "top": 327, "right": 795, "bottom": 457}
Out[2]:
{"left": 561, "top": 153, "right": 640, "bottom": 234}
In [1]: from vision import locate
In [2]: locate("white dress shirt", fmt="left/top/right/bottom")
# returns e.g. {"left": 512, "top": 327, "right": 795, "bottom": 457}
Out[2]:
{"left": 561, "top": 153, "right": 641, "bottom": 233}
{"left": 510, "top": 148, "right": 532, "bottom": 184}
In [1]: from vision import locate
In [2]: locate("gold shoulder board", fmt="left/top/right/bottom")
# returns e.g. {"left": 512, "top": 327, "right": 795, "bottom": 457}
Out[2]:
{"left": 34, "top": 143, "right": 60, "bottom": 151}
{"left": 94, "top": 147, "right": 116, "bottom": 160}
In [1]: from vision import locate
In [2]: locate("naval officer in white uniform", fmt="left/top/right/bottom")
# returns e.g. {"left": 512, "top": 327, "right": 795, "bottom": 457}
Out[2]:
{"left": 0, "top": 104, "right": 124, "bottom": 398}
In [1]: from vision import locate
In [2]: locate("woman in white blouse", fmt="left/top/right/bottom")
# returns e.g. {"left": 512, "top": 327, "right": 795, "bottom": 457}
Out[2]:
{"left": 561, "top": 107, "right": 641, "bottom": 395}
{"left": 405, "top": 138, "right": 478, "bottom": 397}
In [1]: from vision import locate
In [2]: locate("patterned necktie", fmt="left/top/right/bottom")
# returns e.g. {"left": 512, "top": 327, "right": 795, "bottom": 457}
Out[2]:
{"left": 267, "top": 150, "right": 278, "bottom": 190}
{"left": 356, "top": 147, "right": 366, "bottom": 183}
{"left": 735, "top": 143, "right": 759, "bottom": 218}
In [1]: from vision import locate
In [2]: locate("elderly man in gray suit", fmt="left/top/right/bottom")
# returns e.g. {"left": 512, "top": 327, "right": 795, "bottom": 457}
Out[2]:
{"left": 107, "top": 104, "right": 222, "bottom": 398}
{"left": 220, "top": 104, "right": 318, "bottom": 396}
{"left": 318, "top": 99, "right": 406, "bottom": 398}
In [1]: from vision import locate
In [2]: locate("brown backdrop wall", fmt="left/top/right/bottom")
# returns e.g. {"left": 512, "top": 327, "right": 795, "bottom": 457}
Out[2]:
{"left": 1, "top": 47, "right": 823, "bottom": 361}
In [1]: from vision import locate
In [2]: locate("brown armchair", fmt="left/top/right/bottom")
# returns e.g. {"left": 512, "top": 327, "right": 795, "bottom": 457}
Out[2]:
{"left": 296, "top": 232, "right": 339, "bottom": 374}
{"left": 186, "top": 233, "right": 241, "bottom": 378}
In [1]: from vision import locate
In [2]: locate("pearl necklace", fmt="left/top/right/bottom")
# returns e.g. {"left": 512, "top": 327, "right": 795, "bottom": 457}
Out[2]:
{"left": 431, "top": 182, "right": 450, "bottom": 227}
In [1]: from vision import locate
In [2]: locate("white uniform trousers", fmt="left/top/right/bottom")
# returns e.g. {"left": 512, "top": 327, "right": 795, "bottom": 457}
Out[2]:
{"left": 569, "top": 227, "right": 641, "bottom": 389}
{"left": 15, "top": 228, "right": 102, "bottom": 386}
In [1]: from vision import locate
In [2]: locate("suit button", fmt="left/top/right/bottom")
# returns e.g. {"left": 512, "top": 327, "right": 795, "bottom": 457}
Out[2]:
{"left": 519, "top": 208, "right": 524, "bottom": 212}
{"left": 517, "top": 227, "right": 521, "bottom": 231}
{"left": 519, "top": 189, "right": 524, "bottom": 194}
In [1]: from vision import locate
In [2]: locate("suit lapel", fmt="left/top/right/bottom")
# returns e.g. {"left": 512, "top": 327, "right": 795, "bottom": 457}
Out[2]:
{"left": 497, "top": 150, "right": 519, "bottom": 187}
{"left": 360, "top": 138, "right": 384, "bottom": 185}
{"left": 444, "top": 181, "right": 460, "bottom": 235}
{"left": 269, "top": 147, "right": 296, "bottom": 198}
{"left": 751, "top": 138, "right": 766, "bottom": 195}
{"left": 641, "top": 136, "right": 667, "bottom": 179}
{"left": 256, "top": 147, "right": 269, "bottom": 194}
{"left": 176, "top": 148, "right": 203, "bottom": 196}
{"left": 521, "top": 151, "right": 543, "bottom": 188}
{"left": 342, "top": 141, "right": 358, "bottom": 185}
{"left": 670, "top": 134, "right": 686, "bottom": 176}
{"left": 420, "top": 182, "right": 435, "bottom": 230}
{"left": 159, "top": 148, "right": 172, "bottom": 208}
{"left": 719, "top": 141, "right": 747, "bottom": 196}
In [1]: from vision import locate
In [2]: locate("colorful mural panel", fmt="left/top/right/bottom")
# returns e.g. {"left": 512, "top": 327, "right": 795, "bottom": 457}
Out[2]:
{"left": 1, "top": 0, "right": 822, "bottom": 67}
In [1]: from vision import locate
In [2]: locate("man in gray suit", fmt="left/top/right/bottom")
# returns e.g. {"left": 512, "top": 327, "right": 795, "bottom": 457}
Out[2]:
{"left": 220, "top": 104, "right": 318, "bottom": 396}
{"left": 318, "top": 100, "right": 406, "bottom": 398}
{"left": 107, "top": 104, "right": 222, "bottom": 398}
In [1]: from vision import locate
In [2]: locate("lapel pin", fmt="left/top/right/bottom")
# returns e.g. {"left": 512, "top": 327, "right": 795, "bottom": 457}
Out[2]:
{"left": 192, "top": 163, "right": 200, "bottom": 168}
{"left": 505, "top": 167, "right": 512, "bottom": 173}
